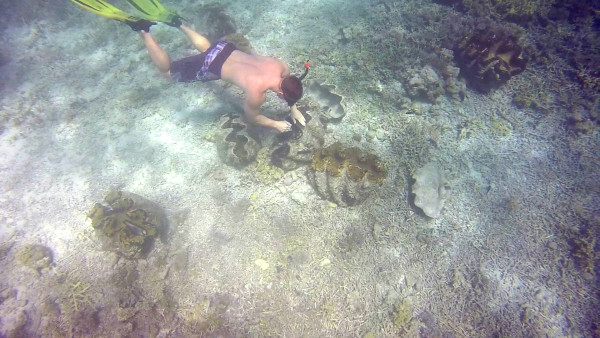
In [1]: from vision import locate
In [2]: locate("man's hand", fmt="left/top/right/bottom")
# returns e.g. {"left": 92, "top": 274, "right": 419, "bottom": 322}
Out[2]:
{"left": 273, "top": 120, "right": 292, "bottom": 133}
{"left": 290, "top": 105, "right": 306, "bottom": 126}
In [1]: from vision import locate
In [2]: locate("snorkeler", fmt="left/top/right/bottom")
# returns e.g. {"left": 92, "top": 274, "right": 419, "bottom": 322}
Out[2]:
{"left": 70, "top": 0, "right": 308, "bottom": 133}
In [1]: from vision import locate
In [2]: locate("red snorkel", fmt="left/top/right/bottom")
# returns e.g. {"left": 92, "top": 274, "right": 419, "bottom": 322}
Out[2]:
{"left": 299, "top": 60, "right": 310, "bottom": 81}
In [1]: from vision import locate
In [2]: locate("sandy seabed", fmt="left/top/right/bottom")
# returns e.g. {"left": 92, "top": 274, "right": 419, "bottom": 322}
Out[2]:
{"left": 0, "top": 0, "right": 598, "bottom": 336}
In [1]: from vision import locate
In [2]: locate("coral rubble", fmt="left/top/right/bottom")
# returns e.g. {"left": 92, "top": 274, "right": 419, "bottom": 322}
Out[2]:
{"left": 87, "top": 190, "right": 167, "bottom": 259}
{"left": 307, "top": 142, "right": 387, "bottom": 206}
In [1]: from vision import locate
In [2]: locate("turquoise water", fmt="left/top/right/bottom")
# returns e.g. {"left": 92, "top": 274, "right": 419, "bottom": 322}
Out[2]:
{"left": 0, "top": 0, "right": 598, "bottom": 336}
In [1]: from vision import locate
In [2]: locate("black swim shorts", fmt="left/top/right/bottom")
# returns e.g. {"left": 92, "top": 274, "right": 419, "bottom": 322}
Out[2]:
{"left": 169, "top": 40, "right": 236, "bottom": 83}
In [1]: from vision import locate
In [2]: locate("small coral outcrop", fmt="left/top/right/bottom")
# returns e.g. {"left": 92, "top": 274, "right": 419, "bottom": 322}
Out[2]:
{"left": 270, "top": 108, "right": 325, "bottom": 171}
{"left": 222, "top": 33, "right": 253, "bottom": 54}
{"left": 194, "top": 3, "right": 237, "bottom": 42}
{"left": 406, "top": 65, "right": 445, "bottom": 102}
{"left": 412, "top": 163, "right": 450, "bottom": 218}
{"left": 16, "top": 244, "right": 53, "bottom": 275}
{"left": 216, "top": 114, "right": 261, "bottom": 168}
{"left": 455, "top": 30, "right": 527, "bottom": 92}
{"left": 307, "top": 142, "right": 387, "bottom": 206}
{"left": 87, "top": 190, "right": 167, "bottom": 259}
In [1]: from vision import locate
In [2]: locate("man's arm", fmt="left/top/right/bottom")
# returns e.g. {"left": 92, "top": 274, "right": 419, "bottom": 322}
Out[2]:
{"left": 289, "top": 104, "right": 306, "bottom": 126}
{"left": 243, "top": 92, "right": 291, "bottom": 133}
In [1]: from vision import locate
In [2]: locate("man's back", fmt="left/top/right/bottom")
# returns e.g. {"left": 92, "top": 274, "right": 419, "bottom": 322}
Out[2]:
{"left": 221, "top": 51, "right": 289, "bottom": 100}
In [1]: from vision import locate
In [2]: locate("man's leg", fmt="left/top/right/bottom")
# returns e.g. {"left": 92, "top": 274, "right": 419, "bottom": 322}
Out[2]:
{"left": 140, "top": 31, "right": 170, "bottom": 77}
{"left": 180, "top": 25, "right": 211, "bottom": 52}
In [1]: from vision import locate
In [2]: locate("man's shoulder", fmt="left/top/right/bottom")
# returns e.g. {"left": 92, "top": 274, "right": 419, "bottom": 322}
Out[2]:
{"left": 253, "top": 54, "right": 287, "bottom": 67}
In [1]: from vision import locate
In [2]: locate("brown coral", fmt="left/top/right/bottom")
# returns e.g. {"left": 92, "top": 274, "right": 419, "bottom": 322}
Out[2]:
{"left": 87, "top": 190, "right": 166, "bottom": 259}
{"left": 455, "top": 30, "right": 527, "bottom": 92}
{"left": 307, "top": 142, "right": 387, "bottom": 206}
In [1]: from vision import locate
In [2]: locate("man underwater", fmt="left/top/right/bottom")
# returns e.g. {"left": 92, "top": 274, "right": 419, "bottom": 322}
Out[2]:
{"left": 71, "top": 0, "right": 307, "bottom": 133}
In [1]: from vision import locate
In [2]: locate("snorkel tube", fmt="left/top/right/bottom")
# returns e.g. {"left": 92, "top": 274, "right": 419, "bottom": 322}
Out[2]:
{"left": 299, "top": 60, "right": 310, "bottom": 81}
{"left": 281, "top": 60, "right": 310, "bottom": 106}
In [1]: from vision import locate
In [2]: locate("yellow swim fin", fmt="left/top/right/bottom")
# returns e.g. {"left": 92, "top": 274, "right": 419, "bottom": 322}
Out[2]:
{"left": 70, "top": 0, "right": 156, "bottom": 31}
{"left": 125, "top": 0, "right": 183, "bottom": 27}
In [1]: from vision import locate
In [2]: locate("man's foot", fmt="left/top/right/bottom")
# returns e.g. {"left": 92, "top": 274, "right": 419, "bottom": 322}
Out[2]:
{"left": 165, "top": 14, "right": 183, "bottom": 27}
{"left": 127, "top": 19, "right": 156, "bottom": 32}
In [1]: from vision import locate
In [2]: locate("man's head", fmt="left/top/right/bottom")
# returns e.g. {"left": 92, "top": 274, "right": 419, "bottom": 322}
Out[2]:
{"left": 280, "top": 76, "right": 303, "bottom": 106}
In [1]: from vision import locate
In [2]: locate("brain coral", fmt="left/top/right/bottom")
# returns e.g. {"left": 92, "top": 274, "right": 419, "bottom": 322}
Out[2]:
{"left": 87, "top": 190, "right": 167, "bottom": 259}
{"left": 307, "top": 142, "right": 387, "bottom": 206}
